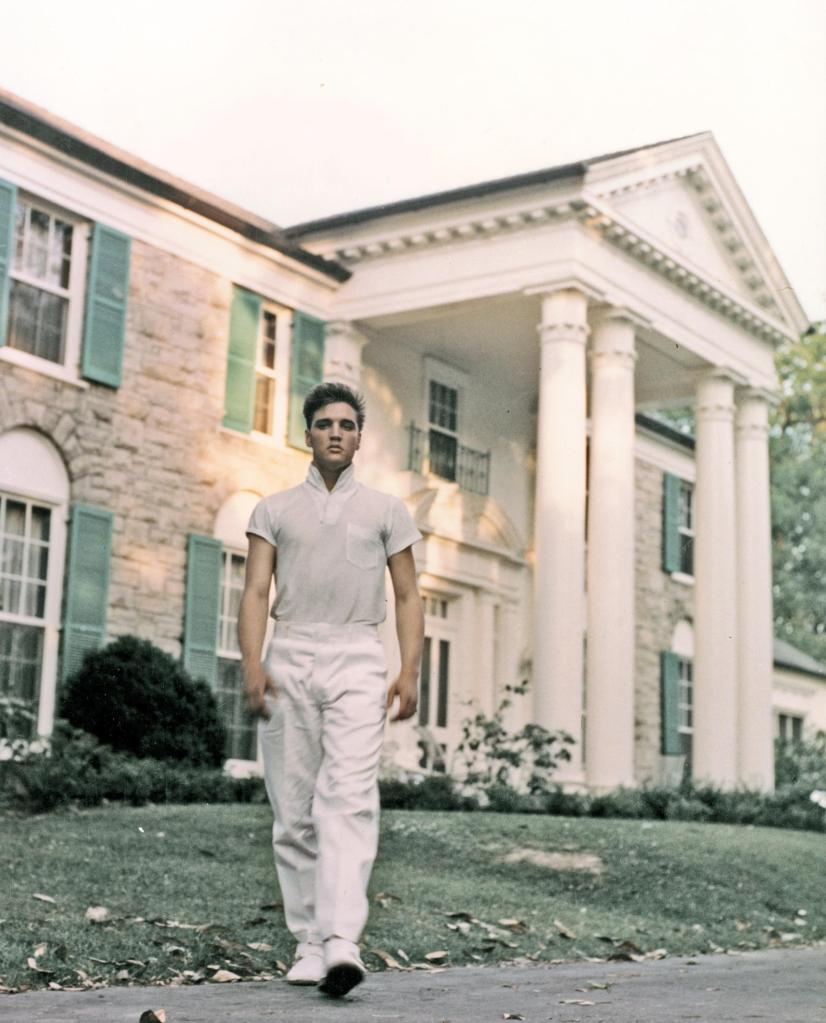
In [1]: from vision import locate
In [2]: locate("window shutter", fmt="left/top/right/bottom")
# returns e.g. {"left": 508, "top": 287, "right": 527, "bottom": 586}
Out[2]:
{"left": 61, "top": 504, "right": 113, "bottom": 682}
{"left": 0, "top": 177, "right": 17, "bottom": 347}
{"left": 660, "top": 651, "right": 682, "bottom": 755}
{"left": 288, "top": 311, "right": 325, "bottom": 448}
{"left": 222, "top": 286, "right": 261, "bottom": 432}
{"left": 662, "top": 472, "right": 681, "bottom": 573}
{"left": 82, "top": 223, "right": 131, "bottom": 387}
{"left": 183, "top": 534, "right": 222, "bottom": 686}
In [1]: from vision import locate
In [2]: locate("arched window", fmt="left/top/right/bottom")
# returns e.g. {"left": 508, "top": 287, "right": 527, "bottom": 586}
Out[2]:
{"left": 0, "top": 428, "right": 69, "bottom": 739}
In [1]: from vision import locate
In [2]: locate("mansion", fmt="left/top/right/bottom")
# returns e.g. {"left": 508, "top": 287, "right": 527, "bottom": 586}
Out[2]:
{"left": 1, "top": 88, "right": 823, "bottom": 790}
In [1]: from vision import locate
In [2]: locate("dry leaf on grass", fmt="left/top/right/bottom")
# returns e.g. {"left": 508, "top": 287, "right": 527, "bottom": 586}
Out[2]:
{"left": 498, "top": 918, "right": 528, "bottom": 933}
{"left": 259, "top": 901, "right": 283, "bottom": 911}
{"left": 553, "top": 919, "right": 576, "bottom": 939}
{"left": 85, "top": 906, "right": 111, "bottom": 924}
{"left": 26, "top": 958, "right": 54, "bottom": 975}
{"left": 445, "top": 910, "right": 475, "bottom": 921}
{"left": 424, "top": 950, "right": 449, "bottom": 963}
{"left": 32, "top": 942, "right": 48, "bottom": 958}
{"left": 246, "top": 942, "right": 273, "bottom": 952}
{"left": 373, "top": 891, "right": 402, "bottom": 908}
{"left": 561, "top": 998, "right": 596, "bottom": 1005}
{"left": 369, "top": 948, "right": 409, "bottom": 970}
{"left": 32, "top": 893, "right": 56, "bottom": 904}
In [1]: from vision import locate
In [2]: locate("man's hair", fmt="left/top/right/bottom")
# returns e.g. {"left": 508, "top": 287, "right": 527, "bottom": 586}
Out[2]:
{"left": 303, "top": 382, "right": 366, "bottom": 431}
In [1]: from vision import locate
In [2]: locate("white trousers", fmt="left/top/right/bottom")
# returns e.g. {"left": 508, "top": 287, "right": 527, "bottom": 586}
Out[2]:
{"left": 258, "top": 621, "right": 388, "bottom": 944}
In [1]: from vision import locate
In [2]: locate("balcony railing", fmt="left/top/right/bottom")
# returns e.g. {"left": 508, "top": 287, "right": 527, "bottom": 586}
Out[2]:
{"left": 407, "top": 423, "right": 491, "bottom": 496}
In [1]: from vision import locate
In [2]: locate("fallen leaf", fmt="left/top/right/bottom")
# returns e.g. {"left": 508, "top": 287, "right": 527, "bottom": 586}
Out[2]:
{"left": 374, "top": 891, "right": 402, "bottom": 908}
{"left": 584, "top": 981, "right": 610, "bottom": 990}
{"left": 260, "top": 901, "right": 283, "bottom": 911}
{"left": 424, "top": 950, "right": 449, "bottom": 963}
{"left": 561, "top": 998, "right": 596, "bottom": 1005}
{"left": 646, "top": 948, "right": 668, "bottom": 960}
{"left": 32, "top": 943, "right": 48, "bottom": 958}
{"left": 115, "top": 970, "right": 130, "bottom": 981}
{"left": 246, "top": 942, "right": 273, "bottom": 952}
{"left": 274, "top": 960, "right": 288, "bottom": 973}
{"left": 445, "top": 910, "right": 474, "bottom": 921}
{"left": 503, "top": 1015, "right": 526, "bottom": 1020}
{"left": 164, "top": 945, "right": 187, "bottom": 957}
{"left": 211, "top": 969, "right": 241, "bottom": 983}
{"left": 85, "top": 906, "right": 111, "bottom": 924}
{"left": 396, "top": 948, "right": 410, "bottom": 962}
{"left": 369, "top": 948, "right": 407, "bottom": 970}
{"left": 498, "top": 918, "right": 528, "bottom": 933}
{"left": 26, "top": 957, "right": 55, "bottom": 975}
{"left": 554, "top": 919, "right": 577, "bottom": 940}
{"left": 139, "top": 1012, "right": 167, "bottom": 1023}
{"left": 447, "top": 921, "right": 471, "bottom": 935}
{"left": 32, "top": 893, "right": 56, "bottom": 904}
{"left": 735, "top": 920, "right": 751, "bottom": 931}
{"left": 47, "top": 982, "right": 63, "bottom": 990}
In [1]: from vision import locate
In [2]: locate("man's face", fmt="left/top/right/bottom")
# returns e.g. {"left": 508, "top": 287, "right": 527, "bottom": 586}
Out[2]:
{"left": 306, "top": 401, "right": 361, "bottom": 472}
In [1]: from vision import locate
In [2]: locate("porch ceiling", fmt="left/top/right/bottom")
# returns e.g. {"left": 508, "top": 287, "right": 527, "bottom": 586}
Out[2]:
{"left": 360, "top": 294, "right": 707, "bottom": 409}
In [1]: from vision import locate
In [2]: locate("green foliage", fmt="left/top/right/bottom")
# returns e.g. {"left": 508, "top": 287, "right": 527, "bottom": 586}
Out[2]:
{"left": 60, "top": 635, "right": 227, "bottom": 768}
{"left": 1, "top": 721, "right": 264, "bottom": 813}
{"left": 774, "top": 732, "right": 826, "bottom": 788}
{"left": 453, "top": 681, "right": 575, "bottom": 795}
{"left": 771, "top": 325, "right": 826, "bottom": 663}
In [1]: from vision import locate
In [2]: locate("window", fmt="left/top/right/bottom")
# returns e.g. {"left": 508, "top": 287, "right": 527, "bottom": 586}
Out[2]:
{"left": 777, "top": 713, "right": 803, "bottom": 744}
{"left": 0, "top": 496, "right": 51, "bottom": 737}
{"left": 6, "top": 196, "right": 87, "bottom": 371}
{"left": 678, "top": 481, "right": 694, "bottom": 576}
{"left": 428, "top": 380, "right": 459, "bottom": 481}
{"left": 677, "top": 655, "right": 693, "bottom": 759}
{"left": 418, "top": 593, "right": 454, "bottom": 770}
{"left": 252, "top": 308, "right": 280, "bottom": 435}
{"left": 215, "top": 549, "right": 257, "bottom": 761}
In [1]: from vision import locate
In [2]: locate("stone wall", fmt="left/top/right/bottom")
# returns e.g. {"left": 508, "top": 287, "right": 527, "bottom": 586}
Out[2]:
{"left": 0, "top": 238, "right": 309, "bottom": 659}
{"left": 633, "top": 457, "right": 694, "bottom": 783}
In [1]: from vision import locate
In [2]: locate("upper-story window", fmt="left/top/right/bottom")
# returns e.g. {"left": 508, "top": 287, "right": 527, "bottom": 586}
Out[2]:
{"left": 252, "top": 308, "right": 281, "bottom": 435}
{"left": 662, "top": 473, "right": 695, "bottom": 579}
{"left": 677, "top": 480, "right": 694, "bottom": 576}
{"left": 6, "top": 196, "right": 88, "bottom": 372}
{"left": 428, "top": 380, "right": 459, "bottom": 480}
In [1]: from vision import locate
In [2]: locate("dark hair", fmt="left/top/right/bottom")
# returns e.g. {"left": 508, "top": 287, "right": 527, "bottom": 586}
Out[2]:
{"left": 303, "top": 382, "right": 366, "bottom": 431}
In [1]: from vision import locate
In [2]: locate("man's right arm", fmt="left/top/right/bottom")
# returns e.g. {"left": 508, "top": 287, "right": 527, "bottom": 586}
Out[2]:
{"left": 238, "top": 534, "right": 277, "bottom": 718}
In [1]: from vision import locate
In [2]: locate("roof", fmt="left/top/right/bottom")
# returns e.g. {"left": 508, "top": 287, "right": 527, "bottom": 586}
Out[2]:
{"left": 635, "top": 413, "right": 695, "bottom": 451}
{"left": 774, "top": 637, "right": 826, "bottom": 679}
{"left": 0, "top": 88, "right": 350, "bottom": 283}
{"left": 285, "top": 133, "right": 705, "bottom": 237}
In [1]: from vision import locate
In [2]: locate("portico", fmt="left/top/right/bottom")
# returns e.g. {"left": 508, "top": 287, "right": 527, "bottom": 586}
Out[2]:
{"left": 288, "top": 131, "right": 808, "bottom": 791}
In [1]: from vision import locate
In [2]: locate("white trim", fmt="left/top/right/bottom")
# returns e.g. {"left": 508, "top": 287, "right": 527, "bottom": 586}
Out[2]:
{"left": 634, "top": 430, "right": 695, "bottom": 480}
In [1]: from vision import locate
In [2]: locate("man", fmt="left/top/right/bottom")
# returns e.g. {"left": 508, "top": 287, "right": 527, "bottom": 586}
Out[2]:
{"left": 238, "top": 381, "right": 424, "bottom": 997}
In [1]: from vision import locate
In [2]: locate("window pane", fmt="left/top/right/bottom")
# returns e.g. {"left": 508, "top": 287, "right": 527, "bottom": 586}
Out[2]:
{"left": 0, "top": 622, "right": 44, "bottom": 738}
{"left": 5, "top": 501, "right": 26, "bottom": 537}
{"left": 24, "top": 582, "right": 47, "bottom": 619}
{"left": 49, "top": 220, "right": 73, "bottom": 289}
{"left": 436, "top": 639, "right": 450, "bottom": 728}
{"left": 429, "top": 429, "right": 457, "bottom": 481}
{"left": 30, "top": 507, "right": 51, "bottom": 543}
{"left": 3, "top": 538, "right": 24, "bottom": 577}
{"left": 13, "top": 203, "right": 25, "bottom": 267}
{"left": 26, "top": 208, "right": 50, "bottom": 279}
{"left": 253, "top": 375, "right": 275, "bottom": 434}
{"left": 418, "top": 636, "right": 432, "bottom": 726}
{"left": 261, "top": 311, "right": 277, "bottom": 370}
{"left": 216, "top": 657, "right": 257, "bottom": 760}
{"left": 8, "top": 281, "right": 67, "bottom": 364}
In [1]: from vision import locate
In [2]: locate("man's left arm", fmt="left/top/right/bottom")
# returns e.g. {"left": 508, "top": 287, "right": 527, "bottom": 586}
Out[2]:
{"left": 386, "top": 546, "right": 424, "bottom": 722}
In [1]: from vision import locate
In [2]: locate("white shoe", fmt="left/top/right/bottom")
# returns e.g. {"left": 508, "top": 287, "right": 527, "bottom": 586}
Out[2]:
{"left": 285, "top": 942, "right": 324, "bottom": 985}
{"left": 318, "top": 937, "right": 366, "bottom": 997}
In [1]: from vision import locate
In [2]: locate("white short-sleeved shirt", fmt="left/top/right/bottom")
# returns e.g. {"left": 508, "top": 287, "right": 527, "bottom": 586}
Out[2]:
{"left": 246, "top": 463, "right": 422, "bottom": 626}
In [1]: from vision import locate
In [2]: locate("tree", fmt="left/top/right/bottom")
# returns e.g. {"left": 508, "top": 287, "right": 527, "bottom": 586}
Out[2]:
{"left": 771, "top": 324, "right": 826, "bottom": 663}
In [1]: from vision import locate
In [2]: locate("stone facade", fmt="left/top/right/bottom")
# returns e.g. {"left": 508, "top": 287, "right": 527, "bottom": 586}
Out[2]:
{"left": 633, "top": 457, "right": 694, "bottom": 783}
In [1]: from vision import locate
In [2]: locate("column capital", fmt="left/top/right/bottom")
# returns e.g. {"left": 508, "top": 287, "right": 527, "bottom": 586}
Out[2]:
{"left": 590, "top": 307, "right": 638, "bottom": 366}
{"left": 323, "top": 320, "right": 367, "bottom": 389}
{"left": 325, "top": 319, "right": 368, "bottom": 350}
{"left": 534, "top": 287, "right": 590, "bottom": 347}
{"left": 735, "top": 387, "right": 776, "bottom": 438}
{"left": 695, "top": 368, "right": 739, "bottom": 423}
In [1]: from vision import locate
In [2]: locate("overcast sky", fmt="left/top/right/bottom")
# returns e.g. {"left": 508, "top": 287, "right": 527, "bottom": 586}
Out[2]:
{"left": 3, "top": 0, "right": 825, "bottom": 321}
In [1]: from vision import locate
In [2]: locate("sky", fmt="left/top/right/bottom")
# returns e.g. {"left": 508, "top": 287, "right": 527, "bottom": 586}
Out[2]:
{"left": 3, "top": 0, "right": 825, "bottom": 322}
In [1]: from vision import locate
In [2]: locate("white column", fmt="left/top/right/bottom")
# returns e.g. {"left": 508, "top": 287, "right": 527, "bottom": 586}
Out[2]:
{"left": 475, "top": 591, "right": 497, "bottom": 717}
{"left": 693, "top": 371, "right": 738, "bottom": 785}
{"left": 533, "top": 288, "right": 589, "bottom": 780}
{"left": 323, "top": 321, "right": 367, "bottom": 389}
{"left": 585, "top": 310, "right": 637, "bottom": 789}
{"left": 735, "top": 389, "right": 775, "bottom": 790}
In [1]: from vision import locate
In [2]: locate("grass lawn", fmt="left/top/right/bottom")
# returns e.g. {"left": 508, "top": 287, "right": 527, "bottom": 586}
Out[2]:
{"left": 1, "top": 805, "right": 824, "bottom": 992}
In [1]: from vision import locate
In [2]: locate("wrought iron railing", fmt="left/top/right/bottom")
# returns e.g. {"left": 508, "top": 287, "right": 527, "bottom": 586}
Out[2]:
{"left": 407, "top": 423, "right": 491, "bottom": 496}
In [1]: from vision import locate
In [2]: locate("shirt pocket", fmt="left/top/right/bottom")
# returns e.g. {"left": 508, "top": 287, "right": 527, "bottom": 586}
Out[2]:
{"left": 346, "top": 522, "right": 381, "bottom": 570}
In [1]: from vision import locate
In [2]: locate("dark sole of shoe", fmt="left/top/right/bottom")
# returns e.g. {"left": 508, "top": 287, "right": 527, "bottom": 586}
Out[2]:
{"left": 318, "top": 963, "right": 364, "bottom": 998}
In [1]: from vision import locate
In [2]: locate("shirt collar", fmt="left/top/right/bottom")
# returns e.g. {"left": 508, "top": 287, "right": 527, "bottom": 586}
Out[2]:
{"left": 305, "top": 461, "right": 357, "bottom": 495}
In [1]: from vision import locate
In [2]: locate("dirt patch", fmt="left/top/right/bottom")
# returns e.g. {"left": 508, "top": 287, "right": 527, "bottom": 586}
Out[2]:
{"left": 499, "top": 848, "right": 604, "bottom": 875}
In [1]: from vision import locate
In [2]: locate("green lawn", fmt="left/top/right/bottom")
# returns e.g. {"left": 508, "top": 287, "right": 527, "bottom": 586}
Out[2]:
{"left": 1, "top": 805, "right": 824, "bottom": 992}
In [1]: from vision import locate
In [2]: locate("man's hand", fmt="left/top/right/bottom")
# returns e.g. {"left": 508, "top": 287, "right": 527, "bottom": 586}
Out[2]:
{"left": 243, "top": 661, "right": 277, "bottom": 720}
{"left": 386, "top": 671, "right": 418, "bottom": 722}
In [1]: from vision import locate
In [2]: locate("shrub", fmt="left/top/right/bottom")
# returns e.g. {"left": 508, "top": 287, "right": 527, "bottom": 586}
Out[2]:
{"left": 60, "top": 636, "right": 227, "bottom": 767}
{"left": 380, "top": 773, "right": 473, "bottom": 811}
{"left": 774, "top": 733, "right": 826, "bottom": 788}
{"left": 1, "top": 721, "right": 265, "bottom": 813}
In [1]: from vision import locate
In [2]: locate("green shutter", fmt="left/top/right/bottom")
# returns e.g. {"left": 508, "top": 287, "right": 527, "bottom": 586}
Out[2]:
{"left": 82, "top": 223, "right": 131, "bottom": 387}
{"left": 183, "top": 534, "right": 222, "bottom": 686}
{"left": 222, "top": 286, "right": 260, "bottom": 432}
{"left": 288, "top": 311, "right": 325, "bottom": 448}
{"left": 660, "top": 651, "right": 682, "bottom": 755}
{"left": 0, "top": 178, "right": 17, "bottom": 346}
{"left": 662, "top": 472, "right": 681, "bottom": 573}
{"left": 61, "top": 505, "right": 113, "bottom": 682}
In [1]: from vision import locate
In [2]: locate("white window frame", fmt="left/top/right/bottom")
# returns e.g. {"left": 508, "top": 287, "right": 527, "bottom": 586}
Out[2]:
{"left": 215, "top": 546, "right": 259, "bottom": 764}
{"left": 250, "top": 299, "right": 291, "bottom": 444}
{"left": 777, "top": 712, "right": 804, "bottom": 743}
{"left": 677, "top": 479, "right": 695, "bottom": 578}
{"left": 418, "top": 590, "right": 457, "bottom": 769}
{"left": 421, "top": 356, "right": 468, "bottom": 482}
{"left": 1, "top": 192, "right": 89, "bottom": 384}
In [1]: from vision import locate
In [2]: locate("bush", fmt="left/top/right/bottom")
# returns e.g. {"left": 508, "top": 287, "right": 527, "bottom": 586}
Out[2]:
{"left": 60, "top": 636, "right": 227, "bottom": 768}
{"left": 380, "top": 773, "right": 473, "bottom": 811}
{"left": 1, "top": 721, "right": 265, "bottom": 813}
{"left": 774, "top": 733, "right": 826, "bottom": 788}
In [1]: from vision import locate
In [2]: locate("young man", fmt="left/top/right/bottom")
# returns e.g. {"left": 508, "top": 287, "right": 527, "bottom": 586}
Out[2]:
{"left": 239, "top": 381, "right": 424, "bottom": 997}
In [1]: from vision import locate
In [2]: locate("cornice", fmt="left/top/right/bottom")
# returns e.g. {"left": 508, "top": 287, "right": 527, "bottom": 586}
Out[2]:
{"left": 317, "top": 172, "right": 789, "bottom": 348}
